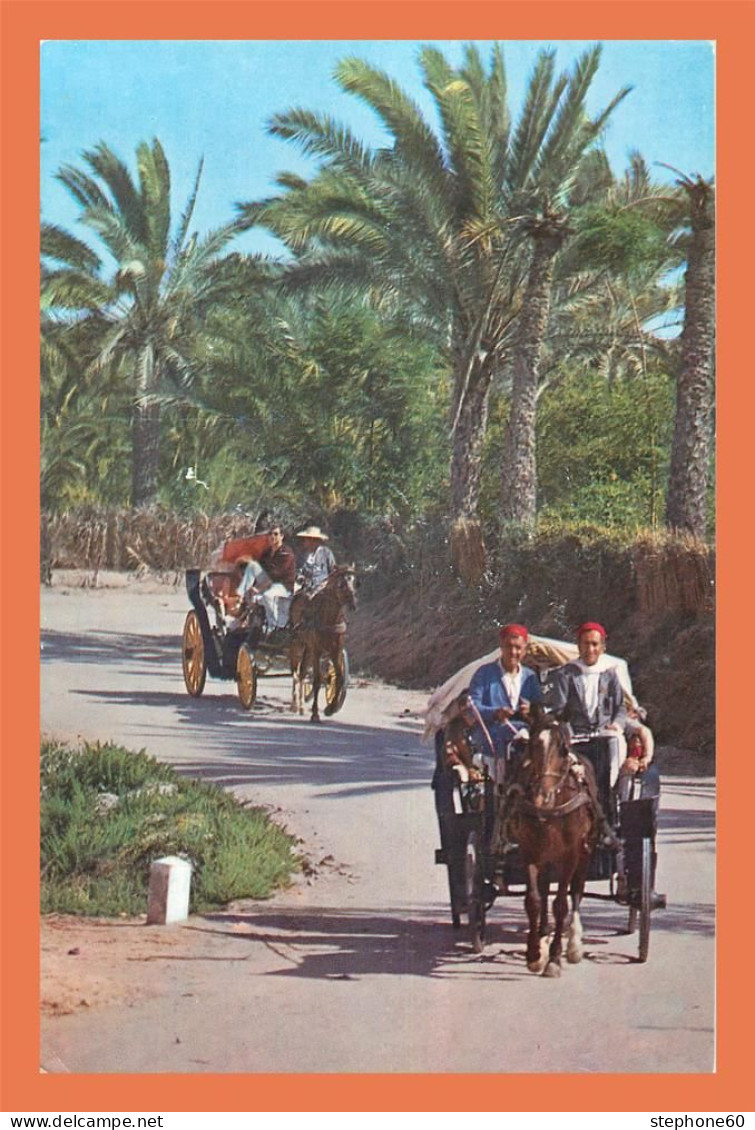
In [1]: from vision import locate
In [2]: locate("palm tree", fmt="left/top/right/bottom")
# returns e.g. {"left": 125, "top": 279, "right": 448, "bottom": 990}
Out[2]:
{"left": 42, "top": 140, "right": 239, "bottom": 505}
{"left": 498, "top": 48, "right": 632, "bottom": 527}
{"left": 517, "top": 151, "right": 686, "bottom": 527}
{"left": 238, "top": 44, "right": 630, "bottom": 524}
{"left": 500, "top": 209, "right": 569, "bottom": 524}
{"left": 664, "top": 173, "right": 715, "bottom": 537}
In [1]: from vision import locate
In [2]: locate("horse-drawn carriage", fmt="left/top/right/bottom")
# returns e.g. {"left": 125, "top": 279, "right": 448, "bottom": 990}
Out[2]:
{"left": 430, "top": 638, "right": 666, "bottom": 969}
{"left": 181, "top": 530, "right": 354, "bottom": 719}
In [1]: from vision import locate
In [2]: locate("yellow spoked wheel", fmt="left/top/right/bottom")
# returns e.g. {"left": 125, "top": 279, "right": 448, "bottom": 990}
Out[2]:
{"left": 182, "top": 610, "right": 207, "bottom": 697}
{"left": 236, "top": 642, "right": 258, "bottom": 711}
{"left": 323, "top": 648, "right": 349, "bottom": 716}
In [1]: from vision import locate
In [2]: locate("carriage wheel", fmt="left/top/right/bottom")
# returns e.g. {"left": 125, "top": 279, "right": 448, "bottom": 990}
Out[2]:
{"left": 236, "top": 643, "right": 258, "bottom": 711}
{"left": 637, "top": 836, "right": 652, "bottom": 963}
{"left": 465, "top": 830, "right": 486, "bottom": 954}
{"left": 182, "top": 610, "right": 207, "bottom": 697}
{"left": 323, "top": 648, "right": 349, "bottom": 716}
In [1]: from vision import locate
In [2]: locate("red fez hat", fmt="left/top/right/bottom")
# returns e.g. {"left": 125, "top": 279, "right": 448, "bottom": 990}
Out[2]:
{"left": 499, "top": 623, "right": 529, "bottom": 643}
{"left": 577, "top": 621, "right": 606, "bottom": 640}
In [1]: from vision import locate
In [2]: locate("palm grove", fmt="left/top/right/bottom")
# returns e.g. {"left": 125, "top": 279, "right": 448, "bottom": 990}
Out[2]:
{"left": 41, "top": 44, "right": 714, "bottom": 556}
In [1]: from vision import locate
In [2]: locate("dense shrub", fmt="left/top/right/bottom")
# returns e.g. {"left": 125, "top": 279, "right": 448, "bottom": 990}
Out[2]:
{"left": 41, "top": 740, "right": 300, "bottom": 916}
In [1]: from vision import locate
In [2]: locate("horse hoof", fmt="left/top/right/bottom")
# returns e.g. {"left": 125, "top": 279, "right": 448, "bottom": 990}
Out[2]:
{"left": 309, "top": 716, "right": 321, "bottom": 724}
{"left": 543, "top": 961, "right": 562, "bottom": 978}
{"left": 527, "top": 960, "right": 544, "bottom": 973}
{"left": 566, "top": 947, "right": 582, "bottom": 964}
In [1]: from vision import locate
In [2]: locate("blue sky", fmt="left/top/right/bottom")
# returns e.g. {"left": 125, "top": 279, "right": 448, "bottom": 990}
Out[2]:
{"left": 40, "top": 39, "right": 714, "bottom": 259}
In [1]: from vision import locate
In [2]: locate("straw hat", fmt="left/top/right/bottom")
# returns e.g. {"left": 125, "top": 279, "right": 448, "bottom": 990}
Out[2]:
{"left": 296, "top": 525, "right": 329, "bottom": 541}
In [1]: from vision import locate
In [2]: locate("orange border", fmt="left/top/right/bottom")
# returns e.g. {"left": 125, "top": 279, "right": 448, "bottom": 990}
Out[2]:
{"left": 2, "top": 0, "right": 748, "bottom": 1113}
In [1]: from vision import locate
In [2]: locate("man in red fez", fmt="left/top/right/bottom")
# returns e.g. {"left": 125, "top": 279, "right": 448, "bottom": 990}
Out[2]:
{"left": 468, "top": 623, "right": 542, "bottom": 779}
{"left": 552, "top": 621, "right": 663, "bottom": 899}
{"left": 552, "top": 622, "right": 626, "bottom": 742}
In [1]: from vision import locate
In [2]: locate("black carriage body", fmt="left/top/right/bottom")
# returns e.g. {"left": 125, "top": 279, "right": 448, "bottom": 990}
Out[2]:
{"left": 431, "top": 665, "right": 664, "bottom": 960}
{"left": 183, "top": 567, "right": 350, "bottom": 716}
{"left": 434, "top": 731, "right": 649, "bottom": 888}
{"left": 186, "top": 568, "right": 242, "bottom": 679}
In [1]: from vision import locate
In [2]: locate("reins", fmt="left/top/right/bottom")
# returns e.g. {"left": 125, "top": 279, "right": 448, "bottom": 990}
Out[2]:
{"left": 512, "top": 727, "right": 591, "bottom": 821}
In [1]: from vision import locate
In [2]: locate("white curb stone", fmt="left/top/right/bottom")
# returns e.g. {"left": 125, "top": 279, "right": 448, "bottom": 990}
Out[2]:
{"left": 146, "top": 855, "right": 192, "bottom": 925}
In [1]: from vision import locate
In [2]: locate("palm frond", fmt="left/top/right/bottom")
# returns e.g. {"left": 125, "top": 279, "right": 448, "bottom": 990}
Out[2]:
{"left": 334, "top": 56, "right": 448, "bottom": 192}
{"left": 506, "top": 49, "right": 559, "bottom": 190}
{"left": 56, "top": 164, "right": 110, "bottom": 211}
{"left": 532, "top": 46, "right": 604, "bottom": 190}
{"left": 421, "top": 49, "right": 495, "bottom": 223}
{"left": 83, "top": 142, "right": 147, "bottom": 244}
{"left": 485, "top": 43, "right": 511, "bottom": 193}
{"left": 137, "top": 138, "right": 172, "bottom": 257}
{"left": 79, "top": 204, "right": 143, "bottom": 267}
{"left": 268, "top": 107, "right": 373, "bottom": 173}
{"left": 41, "top": 269, "right": 113, "bottom": 312}
{"left": 41, "top": 223, "right": 102, "bottom": 273}
{"left": 171, "top": 157, "right": 205, "bottom": 259}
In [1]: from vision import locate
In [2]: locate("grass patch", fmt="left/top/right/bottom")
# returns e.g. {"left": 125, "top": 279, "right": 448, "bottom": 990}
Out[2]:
{"left": 41, "top": 738, "right": 300, "bottom": 916}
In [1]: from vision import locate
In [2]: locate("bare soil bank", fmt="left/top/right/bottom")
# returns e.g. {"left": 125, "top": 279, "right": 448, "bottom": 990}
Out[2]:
{"left": 346, "top": 581, "right": 714, "bottom": 762}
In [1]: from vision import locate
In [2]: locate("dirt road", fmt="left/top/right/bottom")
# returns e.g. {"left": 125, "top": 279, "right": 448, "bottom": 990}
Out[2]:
{"left": 40, "top": 579, "right": 715, "bottom": 1074}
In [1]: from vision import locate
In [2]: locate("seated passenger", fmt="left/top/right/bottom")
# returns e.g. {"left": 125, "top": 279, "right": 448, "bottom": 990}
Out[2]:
{"left": 468, "top": 623, "right": 542, "bottom": 785}
{"left": 617, "top": 721, "right": 661, "bottom": 810}
{"left": 549, "top": 620, "right": 660, "bottom": 803}
{"left": 236, "top": 523, "right": 296, "bottom": 633}
{"left": 296, "top": 525, "right": 336, "bottom": 593}
{"left": 549, "top": 621, "right": 627, "bottom": 784}
{"left": 442, "top": 690, "right": 485, "bottom": 782}
{"left": 549, "top": 620, "right": 662, "bottom": 849}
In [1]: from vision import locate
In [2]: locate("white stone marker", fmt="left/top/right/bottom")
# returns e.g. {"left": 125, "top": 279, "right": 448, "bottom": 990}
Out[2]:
{"left": 146, "top": 855, "right": 192, "bottom": 925}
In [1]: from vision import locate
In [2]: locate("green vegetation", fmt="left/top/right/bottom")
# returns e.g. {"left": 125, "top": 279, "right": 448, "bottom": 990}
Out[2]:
{"left": 41, "top": 739, "right": 300, "bottom": 915}
{"left": 536, "top": 367, "right": 675, "bottom": 529}
{"left": 40, "top": 44, "right": 714, "bottom": 542}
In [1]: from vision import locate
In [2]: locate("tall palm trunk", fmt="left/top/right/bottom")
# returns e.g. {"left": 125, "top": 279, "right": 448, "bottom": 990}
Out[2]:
{"left": 450, "top": 357, "right": 494, "bottom": 519}
{"left": 501, "top": 223, "right": 564, "bottom": 528}
{"left": 131, "top": 343, "right": 162, "bottom": 507}
{"left": 665, "top": 179, "right": 715, "bottom": 537}
{"left": 132, "top": 402, "right": 162, "bottom": 506}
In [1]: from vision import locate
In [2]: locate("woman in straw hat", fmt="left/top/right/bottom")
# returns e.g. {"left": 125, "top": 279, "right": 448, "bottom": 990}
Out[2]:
{"left": 296, "top": 525, "right": 336, "bottom": 593}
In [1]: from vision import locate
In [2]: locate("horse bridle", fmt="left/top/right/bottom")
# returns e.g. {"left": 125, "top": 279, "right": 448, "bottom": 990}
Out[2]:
{"left": 295, "top": 571, "right": 355, "bottom": 635}
{"left": 514, "top": 727, "right": 592, "bottom": 820}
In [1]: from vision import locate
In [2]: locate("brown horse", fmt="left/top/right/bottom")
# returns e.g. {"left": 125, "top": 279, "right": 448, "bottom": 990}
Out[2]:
{"left": 507, "top": 706, "right": 598, "bottom": 977}
{"left": 290, "top": 566, "right": 357, "bottom": 722}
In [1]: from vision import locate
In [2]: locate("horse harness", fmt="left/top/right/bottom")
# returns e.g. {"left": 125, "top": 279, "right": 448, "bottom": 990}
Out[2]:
{"left": 508, "top": 748, "right": 593, "bottom": 822}
{"left": 294, "top": 576, "right": 352, "bottom": 635}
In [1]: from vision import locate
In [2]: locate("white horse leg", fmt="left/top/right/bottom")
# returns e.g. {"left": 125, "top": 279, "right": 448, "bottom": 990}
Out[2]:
{"left": 566, "top": 907, "right": 583, "bottom": 964}
{"left": 530, "top": 934, "right": 550, "bottom": 974}
{"left": 290, "top": 649, "right": 304, "bottom": 715}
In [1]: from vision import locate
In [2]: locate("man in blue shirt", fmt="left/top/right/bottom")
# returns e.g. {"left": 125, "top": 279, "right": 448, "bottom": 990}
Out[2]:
{"left": 468, "top": 624, "right": 542, "bottom": 781}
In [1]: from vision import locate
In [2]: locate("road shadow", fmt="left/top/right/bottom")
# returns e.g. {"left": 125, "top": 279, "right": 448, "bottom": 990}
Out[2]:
{"left": 188, "top": 905, "right": 539, "bottom": 982}
{"left": 180, "top": 890, "right": 713, "bottom": 984}
{"left": 656, "top": 806, "right": 715, "bottom": 849}
{"left": 41, "top": 629, "right": 179, "bottom": 666}
{"left": 42, "top": 625, "right": 436, "bottom": 791}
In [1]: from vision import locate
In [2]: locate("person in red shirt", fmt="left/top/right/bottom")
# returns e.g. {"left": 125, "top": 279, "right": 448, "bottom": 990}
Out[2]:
{"left": 238, "top": 524, "right": 296, "bottom": 631}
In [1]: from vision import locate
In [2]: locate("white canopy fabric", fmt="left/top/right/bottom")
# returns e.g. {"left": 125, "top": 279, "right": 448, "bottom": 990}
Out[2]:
{"left": 421, "top": 634, "right": 638, "bottom": 742}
